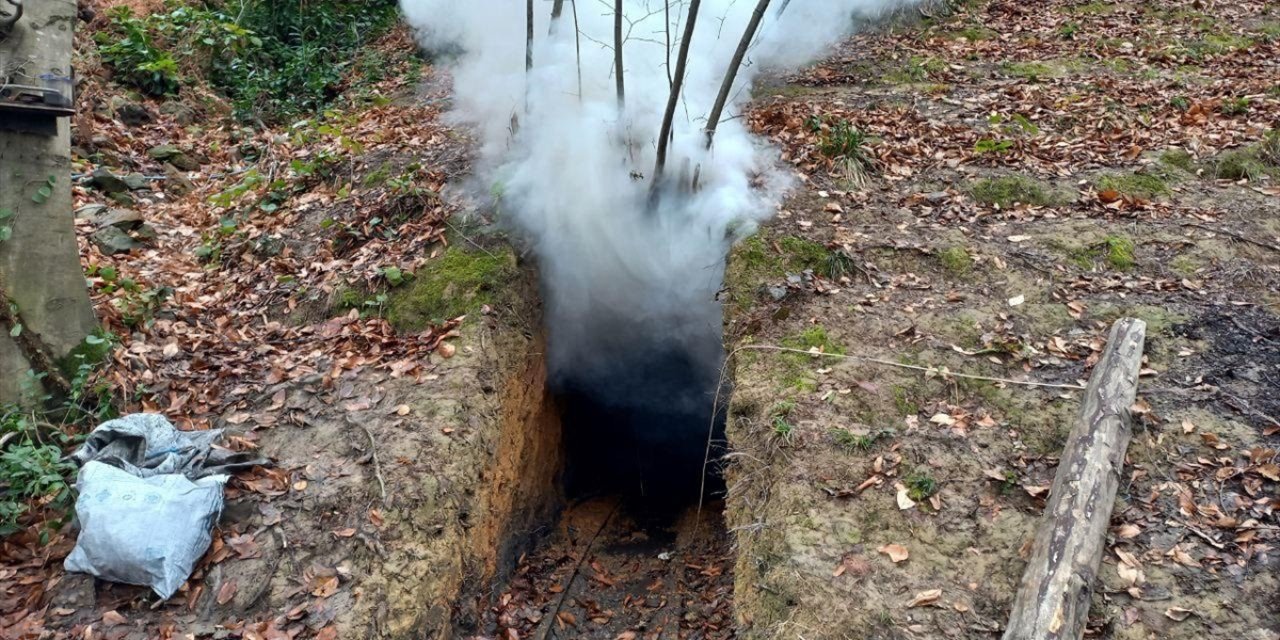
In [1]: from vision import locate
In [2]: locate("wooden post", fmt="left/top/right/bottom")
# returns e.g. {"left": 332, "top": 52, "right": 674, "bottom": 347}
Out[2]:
{"left": 1002, "top": 318, "right": 1146, "bottom": 640}
{"left": 0, "top": 0, "right": 97, "bottom": 402}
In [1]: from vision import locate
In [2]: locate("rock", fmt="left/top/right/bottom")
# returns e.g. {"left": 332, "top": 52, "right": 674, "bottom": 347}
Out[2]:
{"left": 148, "top": 144, "right": 200, "bottom": 171}
{"left": 74, "top": 204, "right": 109, "bottom": 220}
{"left": 253, "top": 235, "right": 285, "bottom": 258}
{"left": 763, "top": 285, "right": 788, "bottom": 301}
{"left": 115, "top": 101, "right": 154, "bottom": 127}
{"left": 123, "top": 174, "right": 150, "bottom": 191}
{"left": 163, "top": 163, "right": 196, "bottom": 196}
{"left": 159, "top": 101, "right": 197, "bottom": 125}
{"left": 88, "top": 168, "right": 130, "bottom": 194}
{"left": 95, "top": 208, "right": 144, "bottom": 231}
{"left": 89, "top": 134, "right": 116, "bottom": 150}
{"left": 924, "top": 191, "right": 950, "bottom": 204}
{"left": 108, "top": 191, "right": 136, "bottom": 207}
{"left": 90, "top": 226, "right": 140, "bottom": 255}
{"left": 147, "top": 144, "right": 181, "bottom": 160}
{"left": 133, "top": 224, "right": 159, "bottom": 242}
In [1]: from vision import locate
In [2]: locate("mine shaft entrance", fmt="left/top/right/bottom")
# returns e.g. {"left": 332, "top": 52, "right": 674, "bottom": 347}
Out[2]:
{"left": 472, "top": 339, "right": 737, "bottom": 639}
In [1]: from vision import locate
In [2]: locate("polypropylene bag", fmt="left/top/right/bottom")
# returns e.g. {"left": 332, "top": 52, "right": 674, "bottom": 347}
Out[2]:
{"left": 63, "top": 461, "right": 227, "bottom": 599}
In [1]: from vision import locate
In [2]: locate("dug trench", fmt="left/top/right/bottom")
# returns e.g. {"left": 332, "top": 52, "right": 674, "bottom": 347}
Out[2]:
{"left": 456, "top": 262, "right": 739, "bottom": 638}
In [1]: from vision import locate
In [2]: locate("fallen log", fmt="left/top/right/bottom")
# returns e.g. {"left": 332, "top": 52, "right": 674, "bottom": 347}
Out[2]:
{"left": 1002, "top": 317, "right": 1146, "bottom": 640}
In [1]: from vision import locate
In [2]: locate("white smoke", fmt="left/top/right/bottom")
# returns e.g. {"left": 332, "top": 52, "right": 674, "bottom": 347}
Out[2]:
{"left": 399, "top": 0, "right": 914, "bottom": 383}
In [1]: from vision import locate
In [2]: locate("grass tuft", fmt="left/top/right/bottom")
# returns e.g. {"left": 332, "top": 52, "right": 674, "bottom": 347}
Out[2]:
{"left": 970, "top": 175, "right": 1061, "bottom": 208}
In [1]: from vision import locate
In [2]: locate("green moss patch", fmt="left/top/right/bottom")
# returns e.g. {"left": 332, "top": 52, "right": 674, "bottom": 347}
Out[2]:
{"left": 1209, "top": 145, "right": 1277, "bottom": 181}
{"left": 969, "top": 175, "right": 1064, "bottom": 208}
{"left": 937, "top": 246, "right": 973, "bottom": 275}
{"left": 1096, "top": 171, "right": 1171, "bottom": 199}
{"left": 1068, "top": 235, "right": 1136, "bottom": 270}
{"left": 999, "top": 61, "right": 1058, "bottom": 81}
{"left": 1159, "top": 148, "right": 1197, "bottom": 172}
{"left": 386, "top": 245, "right": 515, "bottom": 331}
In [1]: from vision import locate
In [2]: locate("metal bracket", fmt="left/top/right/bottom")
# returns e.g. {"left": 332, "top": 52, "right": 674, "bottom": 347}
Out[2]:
{"left": 0, "top": 0, "right": 23, "bottom": 41}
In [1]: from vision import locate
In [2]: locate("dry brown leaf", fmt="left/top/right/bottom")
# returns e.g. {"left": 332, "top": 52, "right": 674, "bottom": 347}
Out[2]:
{"left": 217, "top": 580, "right": 238, "bottom": 606}
{"left": 312, "top": 575, "right": 340, "bottom": 598}
{"left": 101, "top": 610, "right": 127, "bottom": 627}
{"left": 908, "top": 589, "right": 942, "bottom": 608}
{"left": 895, "top": 483, "right": 917, "bottom": 510}
{"left": 878, "top": 543, "right": 910, "bottom": 563}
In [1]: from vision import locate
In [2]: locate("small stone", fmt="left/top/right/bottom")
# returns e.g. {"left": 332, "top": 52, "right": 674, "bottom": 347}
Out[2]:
{"left": 89, "top": 134, "right": 116, "bottom": 150}
{"left": 763, "top": 285, "right": 787, "bottom": 301}
{"left": 74, "top": 204, "right": 109, "bottom": 220}
{"left": 123, "top": 174, "right": 150, "bottom": 191}
{"left": 163, "top": 163, "right": 195, "bottom": 196}
{"left": 924, "top": 191, "right": 949, "bottom": 203}
{"left": 94, "top": 208, "right": 143, "bottom": 231}
{"left": 133, "top": 224, "right": 159, "bottom": 242}
{"left": 253, "top": 235, "right": 285, "bottom": 258}
{"left": 148, "top": 144, "right": 200, "bottom": 171}
{"left": 108, "top": 191, "right": 136, "bottom": 207}
{"left": 90, "top": 226, "right": 140, "bottom": 255}
{"left": 115, "top": 101, "right": 154, "bottom": 127}
{"left": 88, "top": 168, "right": 129, "bottom": 194}
{"left": 159, "top": 101, "right": 197, "bottom": 125}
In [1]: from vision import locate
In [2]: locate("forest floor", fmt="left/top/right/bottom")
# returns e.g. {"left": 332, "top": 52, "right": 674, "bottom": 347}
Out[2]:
{"left": 1, "top": 0, "right": 1279, "bottom": 639}
{"left": 724, "top": 0, "right": 1280, "bottom": 638}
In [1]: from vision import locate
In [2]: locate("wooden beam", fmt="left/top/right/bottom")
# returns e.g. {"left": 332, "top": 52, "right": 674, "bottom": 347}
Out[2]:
{"left": 1002, "top": 317, "right": 1146, "bottom": 640}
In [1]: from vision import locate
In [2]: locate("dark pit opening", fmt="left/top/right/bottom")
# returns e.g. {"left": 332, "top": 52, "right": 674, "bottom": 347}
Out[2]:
{"left": 553, "top": 345, "right": 728, "bottom": 514}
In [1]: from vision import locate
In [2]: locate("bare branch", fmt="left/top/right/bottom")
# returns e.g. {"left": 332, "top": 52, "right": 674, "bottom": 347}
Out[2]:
{"left": 665, "top": 0, "right": 672, "bottom": 88}
{"left": 653, "top": 0, "right": 702, "bottom": 188}
{"left": 614, "top": 0, "right": 625, "bottom": 106}
{"left": 526, "top": 0, "right": 535, "bottom": 72}
{"left": 705, "top": 0, "right": 771, "bottom": 149}
{"left": 571, "top": 0, "right": 583, "bottom": 100}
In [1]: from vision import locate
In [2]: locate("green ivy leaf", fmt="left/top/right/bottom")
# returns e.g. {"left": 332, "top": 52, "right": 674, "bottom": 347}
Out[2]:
{"left": 0, "top": 208, "right": 13, "bottom": 221}
{"left": 10, "top": 324, "right": 21, "bottom": 338}
{"left": 0, "top": 227, "right": 11, "bottom": 243}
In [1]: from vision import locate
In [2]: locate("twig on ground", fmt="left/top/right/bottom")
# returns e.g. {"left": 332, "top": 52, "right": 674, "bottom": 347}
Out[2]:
{"left": 540, "top": 501, "right": 620, "bottom": 640}
{"left": 360, "top": 423, "right": 388, "bottom": 506}
{"left": 1182, "top": 222, "right": 1280, "bottom": 254}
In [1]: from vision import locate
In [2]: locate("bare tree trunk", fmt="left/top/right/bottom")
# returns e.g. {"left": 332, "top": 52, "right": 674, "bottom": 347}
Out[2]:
{"left": 704, "top": 0, "right": 771, "bottom": 149}
{"left": 571, "top": 0, "right": 583, "bottom": 100}
{"left": 0, "top": 0, "right": 97, "bottom": 403}
{"left": 614, "top": 0, "right": 625, "bottom": 107}
{"left": 526, "top": 0, "right": 534, "bottom": 72}
{"left": 776, "top": 0, "right": 793, "bottom": 17}
{"left": 1002, "top": 318, "right": 1146, "bottom": 640}
{"left": 652, "top": 0, "right": 702, "bottom": 188}
{"left": 551, "top": 0, "right": 565, "bottom": 20}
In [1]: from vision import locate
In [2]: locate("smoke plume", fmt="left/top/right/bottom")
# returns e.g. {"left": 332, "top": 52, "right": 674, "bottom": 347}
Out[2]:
{"left": 400, "top": 0, "right": 913, "bottom": 497}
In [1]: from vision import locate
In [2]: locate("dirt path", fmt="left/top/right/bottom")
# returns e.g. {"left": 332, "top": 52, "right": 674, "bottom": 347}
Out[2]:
{"left": 724, "top": 1, "right": 1279, "bottom": 638}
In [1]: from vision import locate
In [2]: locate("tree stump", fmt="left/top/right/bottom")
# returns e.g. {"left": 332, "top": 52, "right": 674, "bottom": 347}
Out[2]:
{"left": 1002, "top": 318, "right": 1147, "bottom": 640}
